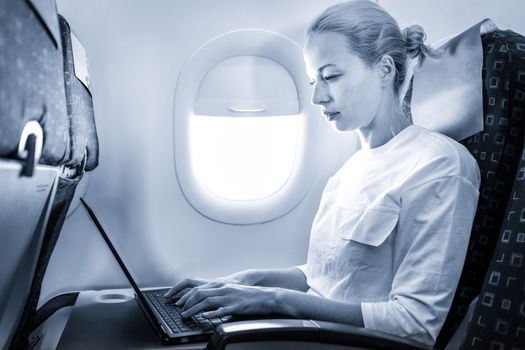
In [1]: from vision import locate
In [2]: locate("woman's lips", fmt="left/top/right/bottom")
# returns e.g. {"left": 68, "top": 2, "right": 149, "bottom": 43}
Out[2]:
{"left": 324, "top": 111, "right": 340, "bottom": 121}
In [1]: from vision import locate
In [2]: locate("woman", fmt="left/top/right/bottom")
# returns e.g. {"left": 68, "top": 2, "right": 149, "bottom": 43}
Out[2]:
{"left": 165, "top": 0, "right": 480, "bottom": 345}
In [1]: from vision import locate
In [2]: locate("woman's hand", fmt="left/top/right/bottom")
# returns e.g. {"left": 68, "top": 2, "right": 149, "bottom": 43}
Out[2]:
{"left": 163, "top": 267, "right": 309, "bottom": 319}
{"left": 164, "top": 277, "right": 364, "bottom": 327}
{"left": 168, "top": 281, "right": 277, "bottom": 319}
{"left": 164, "top": 269, "right": 262, "bottom": 300}
{"left": 164, "top": 277, "right": 211, "bottom": 299}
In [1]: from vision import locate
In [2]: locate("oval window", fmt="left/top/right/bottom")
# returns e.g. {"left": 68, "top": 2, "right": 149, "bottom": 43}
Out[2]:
{"left": 191, "top": 55, "right": 299, "bottom": 201}
{"left": 173, "top": 29, "right": 318, "bottom": 224}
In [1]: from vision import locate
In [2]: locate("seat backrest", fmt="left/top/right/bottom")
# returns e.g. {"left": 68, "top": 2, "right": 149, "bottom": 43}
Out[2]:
{"left": 458, "top": 30, "right": 525, "bottom": 350}
{"left": 436, "top": 29, "right": 525, "bottom": 348}
{"left": 461, "top": 149, "right": 525, "bottom": 349}
{"left": 0, "top": 1, "right": 100, "bottom": 347}
{"left": 0, "top": 160, "right": 58, "bottom": 350}
{"left": 0, "top": 0, "right": 69, "bottom": 164}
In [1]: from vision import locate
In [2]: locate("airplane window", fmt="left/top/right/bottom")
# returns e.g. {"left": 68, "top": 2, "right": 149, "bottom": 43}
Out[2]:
{"left": 190, "top": 114, "right": 298, "bottom": 200}
{"left": 189, "top": 55, "right": 300, "bottom": 201}
{"left": 173, "top": 29, "right": 318, "bottom": 224}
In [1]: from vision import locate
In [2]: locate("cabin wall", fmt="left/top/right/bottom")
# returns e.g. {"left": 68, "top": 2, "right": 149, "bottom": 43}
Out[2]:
{"left": 41, "top": 0, "right": 525, "bottom": 304}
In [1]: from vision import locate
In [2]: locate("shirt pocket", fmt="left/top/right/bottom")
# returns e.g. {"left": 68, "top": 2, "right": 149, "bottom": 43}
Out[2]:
{"left": 336, "top": 206, "right": 400, "bottom": 247}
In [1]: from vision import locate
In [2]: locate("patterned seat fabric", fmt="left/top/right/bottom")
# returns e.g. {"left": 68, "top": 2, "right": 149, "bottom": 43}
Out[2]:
{"left": 435, "top": 30, "right": 525, "bottom": 349}
{"left": 463, "top": 142, "right": 525, "bottom": 349}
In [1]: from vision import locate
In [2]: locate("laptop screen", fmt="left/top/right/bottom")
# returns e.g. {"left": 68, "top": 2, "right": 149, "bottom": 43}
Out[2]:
{"left": 79, "top": 198, "right": 155, "bottom": 310}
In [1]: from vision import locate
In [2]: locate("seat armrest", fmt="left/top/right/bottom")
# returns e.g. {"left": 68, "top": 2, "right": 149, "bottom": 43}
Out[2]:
{"left": 209, "top": 319, "right": 319, "bottom": 349}
{"left": 209, "top": 319, "right": 431, "bottom": 350}
{"left": 315, "top": 320, "right": 431, "bottom": 349}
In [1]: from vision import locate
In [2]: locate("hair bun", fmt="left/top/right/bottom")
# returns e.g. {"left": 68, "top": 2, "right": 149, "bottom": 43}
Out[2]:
{"left": 402, "top": 24, "right": 430, "bottom": 60}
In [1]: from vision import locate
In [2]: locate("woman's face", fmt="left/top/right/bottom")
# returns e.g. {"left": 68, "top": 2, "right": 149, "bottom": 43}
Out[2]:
{"left": 304, "top": 32, "right": 383, "bottom": 132}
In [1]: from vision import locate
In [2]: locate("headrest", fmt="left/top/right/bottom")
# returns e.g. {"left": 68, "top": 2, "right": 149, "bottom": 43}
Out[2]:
{"left": 405, "top": 19, "right": 497, "bottom": 141}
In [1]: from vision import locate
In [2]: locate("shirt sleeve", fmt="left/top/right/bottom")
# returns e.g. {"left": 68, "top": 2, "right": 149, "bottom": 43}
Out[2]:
{"left": 361, "top": 175, "right": 479, "bottom": 346}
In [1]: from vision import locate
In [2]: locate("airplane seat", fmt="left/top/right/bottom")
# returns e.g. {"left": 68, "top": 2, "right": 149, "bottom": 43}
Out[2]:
{"left": 438, "top": 29, "right": 525, "bottom": 349}
{"left": 454, "top": 29, "right": 525, "bottom": 350}
{"left": 0, "top": 123, "right": 59, "bottom": 350}
{"left": 0, "top": 1, "right": 99, "bottom": 348}
{"left": 208, "top": 28, "right": 525, "bottom": 350}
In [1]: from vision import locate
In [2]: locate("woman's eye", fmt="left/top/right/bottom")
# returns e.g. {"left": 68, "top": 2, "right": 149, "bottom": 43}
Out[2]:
{"left": 323, "top": 74, "right": 339, "bottom": 82}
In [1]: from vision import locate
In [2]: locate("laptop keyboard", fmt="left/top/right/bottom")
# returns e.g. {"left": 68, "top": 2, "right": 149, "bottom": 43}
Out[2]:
{"left": 144, "top": 289, "right": 228, "bottom": 334}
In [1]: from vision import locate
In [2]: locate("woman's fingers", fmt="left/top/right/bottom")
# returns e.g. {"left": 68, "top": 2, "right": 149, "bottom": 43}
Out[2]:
{"left": 181, "top": 296, "right": 229, "bottom": 318}
{"left": 165, "top": 280, "right": 267, "bottom": 319}
{"left": 202, "top": 306, "right": 235, "bottom": 319}
{"left": 174, "top": 281, "right": 221, "bottom": 305}
{"left": 178, "top": 284, "right": 228, "bottom": 308}
{"left": 175, "top": 284, "right": 273, "bottom": 319}
{"left": 164, "top": 278, "right": 207, "bottom": 299}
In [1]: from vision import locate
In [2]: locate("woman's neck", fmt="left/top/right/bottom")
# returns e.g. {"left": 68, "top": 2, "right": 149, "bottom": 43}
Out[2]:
{"left": 357, "top": 97, "right": 412, "bottom": 150}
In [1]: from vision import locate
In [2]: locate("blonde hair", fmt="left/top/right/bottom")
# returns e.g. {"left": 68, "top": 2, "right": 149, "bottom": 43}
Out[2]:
{"left": 307, "top": 0, "right": 435, "bottom": 95}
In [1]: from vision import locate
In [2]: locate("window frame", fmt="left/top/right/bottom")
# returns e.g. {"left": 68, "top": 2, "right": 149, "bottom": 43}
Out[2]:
{"left": 173, "top": 29, "right": 319, "bottom": 225}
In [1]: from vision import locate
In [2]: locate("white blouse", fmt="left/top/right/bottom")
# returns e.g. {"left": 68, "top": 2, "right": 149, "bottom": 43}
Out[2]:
{"left": 298, "top": 125, "right": 480, "bottom": 346}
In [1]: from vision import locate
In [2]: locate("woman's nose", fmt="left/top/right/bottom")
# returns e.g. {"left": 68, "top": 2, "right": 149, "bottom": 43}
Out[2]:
{"left": 311, "top": 83, "right": 330, "bottom": 106}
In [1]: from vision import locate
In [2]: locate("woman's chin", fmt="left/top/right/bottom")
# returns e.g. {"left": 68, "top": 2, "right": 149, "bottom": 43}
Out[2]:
{"left": 330, "top": 122, "right": 353, "bottom": 133}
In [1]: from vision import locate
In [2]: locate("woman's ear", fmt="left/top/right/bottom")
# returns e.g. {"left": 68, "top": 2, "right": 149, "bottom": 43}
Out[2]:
{"left": 378, "top": 55, "right": 396, "bottom": 87}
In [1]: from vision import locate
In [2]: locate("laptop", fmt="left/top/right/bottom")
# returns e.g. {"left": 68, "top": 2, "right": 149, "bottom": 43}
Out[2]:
{"left": 79, "top": 197, "right": 231, "bottom": 345}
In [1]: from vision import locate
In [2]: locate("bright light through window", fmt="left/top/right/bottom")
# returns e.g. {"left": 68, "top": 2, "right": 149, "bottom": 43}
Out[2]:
{"left": 190, "top": 114, "right": 299, "bottom": 201}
